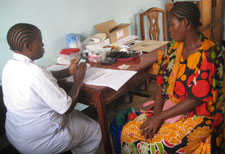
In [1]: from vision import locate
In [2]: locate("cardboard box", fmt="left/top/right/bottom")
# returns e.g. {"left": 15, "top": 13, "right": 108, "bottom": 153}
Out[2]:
{"left": 86, "top": 38, "right": 110, "bottom": 51}
{"left": 95, "top": 20, "right": 130, "bottom": 43}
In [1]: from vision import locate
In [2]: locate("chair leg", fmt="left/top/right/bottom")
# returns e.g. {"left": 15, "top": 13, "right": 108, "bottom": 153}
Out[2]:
{"left": 145, "top": 79, "right": 149, "bottom": 91}
{"left": 128, "top": 79, "right": 151, "bottom": 103}
{"left": 128, "top": 91, "right": 134, "bottom": 103}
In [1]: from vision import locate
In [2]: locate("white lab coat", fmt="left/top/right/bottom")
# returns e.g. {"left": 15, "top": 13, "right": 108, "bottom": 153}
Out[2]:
{"left": 2, "top": 53, "right": 101, "bottom": 154}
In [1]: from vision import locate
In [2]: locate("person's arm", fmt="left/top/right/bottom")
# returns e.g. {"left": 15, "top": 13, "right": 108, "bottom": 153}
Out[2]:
{"left": 51, "top": 68, "right": 70, "bottom": 80}
{"left": 140, "top": 97, "right": 202, "bottom": 140}
{"left": 51, "top": 58, "right": 80, "bottom": 80}
{"left": 153, "top": 85, "right": 164, "bottom": 114}
{"left": 139, "top": 85, "right": 164, "bottom": 140}
{"left": 64, "top": 62, "right": 86, "bottom": 114}
{"left": 159, "top": 98, "right": 202, "bottom": 121}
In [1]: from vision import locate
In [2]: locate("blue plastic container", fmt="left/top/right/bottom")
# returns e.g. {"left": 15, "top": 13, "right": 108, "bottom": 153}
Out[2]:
{"left": 110, "top": 112, "right": 141, "bottom": 154}
{"left": 110, "top": 118, "right": 123, "bottom": 154}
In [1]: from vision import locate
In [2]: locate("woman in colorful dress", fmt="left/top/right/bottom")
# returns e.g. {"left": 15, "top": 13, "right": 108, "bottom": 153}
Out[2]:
{"left": 121, "top": 2, "right": 225, "bottom": 153}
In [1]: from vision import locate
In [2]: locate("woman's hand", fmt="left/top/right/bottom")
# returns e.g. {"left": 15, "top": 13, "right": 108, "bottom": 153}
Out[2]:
{"left": 69, "top": 58, "right": 80, "bottom": 75}
{"left": 139, "top": 85, "right": 165, "bottom": 141}
{"left": 139, "top": 113, "right": 164, "bottom": 140}
{"left": 73, "top": 62, "right": 87, "bottom": 85}
{"left": 139, "top": 98, "right": 203, "bottom": 140}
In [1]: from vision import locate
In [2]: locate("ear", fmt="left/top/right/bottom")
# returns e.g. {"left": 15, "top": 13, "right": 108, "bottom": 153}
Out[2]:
{"left": 182, "top": 18, "right": 189, "bottom": 28}
{"left": 23, "top": 42, "right": 32, "bottom": 51}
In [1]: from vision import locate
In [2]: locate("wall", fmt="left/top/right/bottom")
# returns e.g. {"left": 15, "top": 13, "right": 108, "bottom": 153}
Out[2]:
{"left": 1, "top": 0, "right": 224, "bottom": 84}
{"left": 0, "top": 0, "right": 167, "bottom": 83}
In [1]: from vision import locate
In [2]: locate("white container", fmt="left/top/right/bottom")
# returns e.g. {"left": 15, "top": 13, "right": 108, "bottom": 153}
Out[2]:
{"left": 57, "top": 48, "right": 81, "bottom": 65}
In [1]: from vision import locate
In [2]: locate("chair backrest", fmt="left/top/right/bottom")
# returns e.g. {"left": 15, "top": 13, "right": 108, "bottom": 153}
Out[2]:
{"left": 0, "top": 86, "right": 6, "bottom": 135}
{"left": 140, "top": 7, "right": 168, "bottom": 41}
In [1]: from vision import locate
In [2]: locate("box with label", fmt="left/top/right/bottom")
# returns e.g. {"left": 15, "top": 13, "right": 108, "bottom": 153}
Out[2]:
{"left": 56, "top": 48, "right": 81, "bottom": 65}
{"left": 95, "top": 20, "right": 130, "bottom": 43}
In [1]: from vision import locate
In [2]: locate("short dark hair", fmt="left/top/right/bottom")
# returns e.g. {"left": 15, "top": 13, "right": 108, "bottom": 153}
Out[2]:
{"left": 169, "top": 2, "right": 202, "bottom": 27}
{"left": 7, "top": 23, "right": 40, "bottom": 51}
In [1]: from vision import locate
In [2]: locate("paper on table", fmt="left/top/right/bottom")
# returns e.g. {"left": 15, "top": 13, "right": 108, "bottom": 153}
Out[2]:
{"left": 47, "top": 64, "right": 68, "bottom": 71}
{"left": 67, "top": 67, "right": 137, "bottom": 91}
{"left": 47, "top": 65, "right": 137, "bottom": 91}
{"left": 129, "top": 40, "right": 169, "bottom": 52}
{"left": 115, "top": 35, "right": 138, "bottom": 46}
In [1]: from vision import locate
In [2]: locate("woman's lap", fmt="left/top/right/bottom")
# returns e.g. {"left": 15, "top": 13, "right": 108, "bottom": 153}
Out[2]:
{"left": 121, "top": 113, "right": 212, "bottom": 154}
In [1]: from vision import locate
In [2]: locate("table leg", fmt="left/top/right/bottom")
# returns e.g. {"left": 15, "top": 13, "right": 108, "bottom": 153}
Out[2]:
{"left": 95, "top": 96, "right": 113, "bottom": 154}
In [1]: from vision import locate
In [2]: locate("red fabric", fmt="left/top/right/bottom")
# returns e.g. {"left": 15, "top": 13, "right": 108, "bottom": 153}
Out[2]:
{"left": 128, "top": 113, "right": 137, "bottom": 121}
{"left": 212, "top": 113, "right": 223, "bottom": 129}
{"left": 195, "top": 102, "right": 210, "bottom": 116}
{"left": 156, "top": 75, "right": 164, "bottom": 86}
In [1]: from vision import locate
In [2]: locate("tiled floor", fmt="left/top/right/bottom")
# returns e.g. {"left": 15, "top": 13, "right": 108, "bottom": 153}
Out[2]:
{"left": 85, "top": 80, "right": 157, "bottom": 154}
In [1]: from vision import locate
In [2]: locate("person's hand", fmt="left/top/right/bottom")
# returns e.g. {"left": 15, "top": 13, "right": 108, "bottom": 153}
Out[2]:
{"left": 73, "top": 62, "right": 87, "bottom": 86}
{"left": 139, "top": 113, "right": 164, "bottom": 141}
{"left": 69, "top": 58, "right": 80, "bottom": 75}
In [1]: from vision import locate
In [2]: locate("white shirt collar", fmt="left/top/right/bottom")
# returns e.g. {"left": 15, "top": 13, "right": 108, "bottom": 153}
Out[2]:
{"left": 13, "top": 53, "right": 33, "bottom": 63}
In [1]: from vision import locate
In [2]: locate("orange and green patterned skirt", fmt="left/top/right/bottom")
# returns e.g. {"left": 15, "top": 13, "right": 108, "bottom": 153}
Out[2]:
{"left": 121, "top": 113, "right": 222, "bottom": 154}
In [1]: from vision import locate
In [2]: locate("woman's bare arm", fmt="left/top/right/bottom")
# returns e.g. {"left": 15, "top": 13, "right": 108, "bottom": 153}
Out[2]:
{"left": 153, "top": 85, "right": 164, "bottom": 114}
{"left": 140, "top": 88, "right": 202, "bottom": 140}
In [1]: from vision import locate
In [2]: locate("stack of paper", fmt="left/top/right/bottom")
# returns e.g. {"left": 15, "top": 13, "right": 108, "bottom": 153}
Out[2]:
{"left": 47, "top": 65, "right": 137, "bottom": 91}
{"left": 84, "top": 67, "right": 136, "bottom": 91}
{"left": 129, "top": 40, "right": 169, "bottom": 52}
{"left": 66, "top": 67, "right": 136, "bottom": 91}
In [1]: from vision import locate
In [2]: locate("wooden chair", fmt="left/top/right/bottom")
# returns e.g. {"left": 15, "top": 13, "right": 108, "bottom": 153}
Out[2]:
{"left": 141, "top": 7, "right": 168, "bottom": 89}
{"left": 129, "top": 7, "right": 167, "bottom": 102}
{"left": 0, "top": 86, "right": 20, "bottom": 154}
{"left": 140, "top": 7, "right": 167, "bottom": 41}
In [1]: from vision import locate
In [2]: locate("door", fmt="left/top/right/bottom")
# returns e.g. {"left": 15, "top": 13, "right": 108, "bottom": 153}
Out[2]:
{"left": 199, "top": 0, "right": 212, "bottom": 39}
{"left": 212, "top": 0, "right": 224, "bottom": 43}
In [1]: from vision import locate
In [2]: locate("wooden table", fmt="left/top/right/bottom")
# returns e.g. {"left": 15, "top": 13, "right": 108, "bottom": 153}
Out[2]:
{"left": 60, "top": 50, "right": 158, "bottom": 154}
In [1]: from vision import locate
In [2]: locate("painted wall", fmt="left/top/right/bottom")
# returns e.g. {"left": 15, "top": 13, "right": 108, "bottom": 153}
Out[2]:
{"left": 1, "top": 0, "right": 225, "bottom": 83}
{"left": 0, "top": 0, "right": 167, "bottom": 83}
